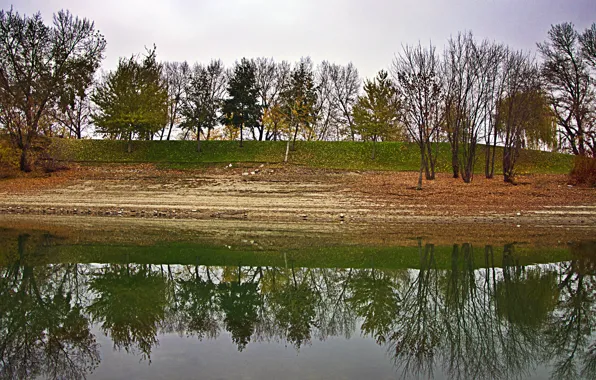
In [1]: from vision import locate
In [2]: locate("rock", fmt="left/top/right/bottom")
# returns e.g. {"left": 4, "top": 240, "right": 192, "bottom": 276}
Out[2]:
{"left": 516, "top": 212, "right": 521, "bottom": 216}
{"left": 250, "top": 171, "right": 256, "bottom": 175}
{"left": 242, "top": 172, "right": 249, "bottom": 176}
{"left": 259, "top": 164, "right": 264, "bottom": 168}
{"left": 339, "top": 213, "right": 345, "bottom": 219}
{"left": 228, "top": 163, "right": 233, "bottom": 168}
{"left": 516, "top": 224, "right": 521, "bottom": 228}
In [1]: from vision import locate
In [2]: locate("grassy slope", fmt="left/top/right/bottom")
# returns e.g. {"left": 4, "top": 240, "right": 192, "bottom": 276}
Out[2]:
{"left": 50, "top": 139, "right": 574, "bottom": 174}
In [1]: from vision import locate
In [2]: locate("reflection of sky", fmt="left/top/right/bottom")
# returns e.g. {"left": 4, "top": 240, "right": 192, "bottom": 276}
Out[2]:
{"left": 90, "top": 327, "right": 399, "bottom": 380}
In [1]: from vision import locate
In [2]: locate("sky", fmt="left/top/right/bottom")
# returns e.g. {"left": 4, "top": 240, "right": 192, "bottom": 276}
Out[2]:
{"left": 3, "top": 0, "right": 596, "bottom": 78}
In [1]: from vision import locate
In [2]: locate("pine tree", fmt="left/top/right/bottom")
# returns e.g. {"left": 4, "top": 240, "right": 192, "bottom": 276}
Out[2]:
{"left": 221, "top": 58, "right": 261, "bottom": 147}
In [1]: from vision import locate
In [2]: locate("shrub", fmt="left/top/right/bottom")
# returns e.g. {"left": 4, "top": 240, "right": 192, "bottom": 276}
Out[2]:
{"left": 0, "top": 137, "right": 19, "bottom": 178}
{"left": 570, "top": 155, "right": 596, "bottom": 187}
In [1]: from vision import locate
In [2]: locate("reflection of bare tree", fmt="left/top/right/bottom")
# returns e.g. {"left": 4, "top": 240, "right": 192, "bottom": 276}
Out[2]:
{"left": 542, "top": 242, "right": 596, "bottom": 379}
{"left": 387, "top": 242, "right": 441, "bottom": 378}
{"left": 0, "top": 234, "right": 100, "bottom": 379}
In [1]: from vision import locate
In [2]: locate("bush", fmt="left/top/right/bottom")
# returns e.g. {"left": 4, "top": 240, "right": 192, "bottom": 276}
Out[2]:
{"left": 570, "top": 155, "right": 596, "bottom": 187}
{"left": 0, "top": 138, "right": 19, "bottom": 178}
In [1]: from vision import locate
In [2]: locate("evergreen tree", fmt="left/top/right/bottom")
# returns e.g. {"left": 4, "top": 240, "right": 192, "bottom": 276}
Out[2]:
{"left": 92, "top": 47, "right": 168, "bottom": 152}
{"left": 221, "top": 58, "right": 261, "bottom": 147}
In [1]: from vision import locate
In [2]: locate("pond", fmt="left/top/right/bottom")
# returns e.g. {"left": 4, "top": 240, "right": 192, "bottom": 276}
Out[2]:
{"left": 0, "top": 229, "right": 594, "bottom": 379}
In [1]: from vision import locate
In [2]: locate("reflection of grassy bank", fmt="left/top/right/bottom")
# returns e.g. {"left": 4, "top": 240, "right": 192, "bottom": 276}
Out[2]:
{"left": 0, "top": 228, "right": 573, "bottom": 269}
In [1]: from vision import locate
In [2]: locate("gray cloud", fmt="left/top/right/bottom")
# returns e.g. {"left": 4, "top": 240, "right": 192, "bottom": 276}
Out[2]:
{"left": 4, "top": 0, "right": 596, "bottom": 78}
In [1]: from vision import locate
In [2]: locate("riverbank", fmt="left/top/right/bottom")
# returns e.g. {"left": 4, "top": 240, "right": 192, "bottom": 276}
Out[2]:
{"left": 0, "top": 164, "right": 594, "bottom": 242}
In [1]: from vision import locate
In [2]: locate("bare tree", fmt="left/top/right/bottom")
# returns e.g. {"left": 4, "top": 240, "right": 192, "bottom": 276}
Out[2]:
{"left": 180, "top": 60, "right": 226, "bottom": 151}
{"left": 443, "top": 33, "right": 502, "bottom": 183}
{"left": 326, "top": 62, "right": 360, "bottom": 141}
{"left": 52, "top": 87, "right": 93, "bottom": 138}
{"left": 393, "top": 42, "right": 444, "bottom": 190}
{"left": 162, "top": 61, "right": 190, "bottom": 140}
{"left": 254, "top": 58, "right": 291, "bottom": 141}
{"left": 538, "top": 23, "right": 596, "bottom": 157}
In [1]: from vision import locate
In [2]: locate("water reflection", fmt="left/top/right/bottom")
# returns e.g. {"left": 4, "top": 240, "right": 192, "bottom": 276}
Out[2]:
{"left": 0, "top": 234, "right": 595, "bottom": 379}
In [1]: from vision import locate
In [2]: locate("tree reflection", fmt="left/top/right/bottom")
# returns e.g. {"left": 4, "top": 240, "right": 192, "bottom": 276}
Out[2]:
{"left": 87, "top": 264, "right": 168, "bottom": 360}
{"left": 0, "top": 234, "right": 99, "bottom": 379}
{"left": 0, "top": 233, "right": 595, "bottom": 379}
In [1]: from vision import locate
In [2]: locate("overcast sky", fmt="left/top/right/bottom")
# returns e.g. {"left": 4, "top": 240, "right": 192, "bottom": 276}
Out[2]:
{"left": 4, "top": 0, "right": 596, "bottom": 78}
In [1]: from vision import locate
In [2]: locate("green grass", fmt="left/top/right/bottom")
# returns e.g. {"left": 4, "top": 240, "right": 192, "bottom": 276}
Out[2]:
{"left": 48, "top": 138, "right": 575, "bottom": 174}
{"left": 0, "top": 239, "right": 572, "bottom": 270}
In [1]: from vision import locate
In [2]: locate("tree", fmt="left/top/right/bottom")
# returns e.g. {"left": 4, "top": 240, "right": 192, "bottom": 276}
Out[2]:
{"left": 353, "top": 70, "right": 400, "bottom": 159}
{"left": 393, "top": 43, "right": 444, "bottom": 190}
{"left": 161, "top": 61, "right": 190, "bottom": 140}
{"left": 92, "top": 47, "right": 168, "bottom": 152}
{"left": 52, "top": 87, "right": 93, "bottom": 139}
{"left": 538, "top": 23, "right": 596, "bottom": 157}
{"left": 254, "top": 57, "right": 291, "bottom": 141}
{"left": 180, "top": 60, "right": 226, "bottom": 152}
{"left": 326, "top": 61, "right": 360, "bottom": 141}
{"left": 221, "top": 58, "right": 261, "bottom": 147}
{"left": 280, "top": 58, "right": 318, "bottom": 153}
{"left": 443, "top": 33, "right": 504, "bottom": 183}
{"left": 0, "top": 8, "right": 106, "bottom": 171}
{"left": 496, "top": 52, "right": 555, "bottom": 183}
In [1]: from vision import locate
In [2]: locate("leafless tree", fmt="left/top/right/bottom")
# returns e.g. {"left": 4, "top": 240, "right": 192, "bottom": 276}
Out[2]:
{"left": 253, "top": 57, "right": 291, "bottom": 141}
{"left": 393, "top": 42, "right": 444, "bottom": 190}
{"left": 443, "top": 33, "right": 502, "bottom": 182}
{"left": 538, "top": 23, "right": 596, "bottom": 157}
{"left": 52, "top": 87, "right": 93, "bottom": 138}
{"left": 326, "top": 61, "right": 360, "bottom": 141}
{"left": 162, "top": 61, "right": 190, "bottom": 140}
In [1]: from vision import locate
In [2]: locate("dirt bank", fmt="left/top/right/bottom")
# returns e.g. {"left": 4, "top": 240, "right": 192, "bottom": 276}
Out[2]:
{"left": 0, "top": 164, "right": 594, "bottom": 236}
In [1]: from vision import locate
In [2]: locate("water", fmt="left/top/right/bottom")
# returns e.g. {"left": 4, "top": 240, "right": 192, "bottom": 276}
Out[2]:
{"left": 0, "top": 230, "right": 594, "bottom": 379}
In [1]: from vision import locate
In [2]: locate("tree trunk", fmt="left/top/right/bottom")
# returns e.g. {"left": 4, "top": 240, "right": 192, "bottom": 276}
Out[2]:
{"left": 450, "top": 137, "right": 459, "bottom": 178}
{"left": 239, "top": 125, "right": 243, "bottom": 148}
{"left": 19, "top": 147, "right": 31, "bottom": 172}
{"left": 292, "top": 123, "right": 299, "bottom": 151}
{"left": 197, "top": 126, "right": 202, "bottom": 152}
{"left": 127, "top": 132, "right": 133, "bottom": 153}
{"left": 284, "top": 140, "right": 290, "bottom": 163}
{"left": 417, "top": 146, "right": 424, "bottom": 190}
{"left": 371, "top": 138, "right": 376, "bottom": 160}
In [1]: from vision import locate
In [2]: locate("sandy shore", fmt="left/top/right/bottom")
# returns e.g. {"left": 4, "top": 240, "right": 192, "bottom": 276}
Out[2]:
{"left": 0, "top": 164, "right": 594, "bottom": 244}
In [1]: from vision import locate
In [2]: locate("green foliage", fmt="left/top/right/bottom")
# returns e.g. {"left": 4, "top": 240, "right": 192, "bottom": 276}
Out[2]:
{"left": 92, "top": 47, "right": 168, "bottom": 146}
{"left": 280, "top": 58, "right": 318, "bottom": 145}
{"left": 353, "top": 71, "right": 401, "bottom": 141}
{"left": 0, "top": 8, "right": 106, "bottom": 171}
{"left": 221, "top": 58, "right": 262, "bottom": 146}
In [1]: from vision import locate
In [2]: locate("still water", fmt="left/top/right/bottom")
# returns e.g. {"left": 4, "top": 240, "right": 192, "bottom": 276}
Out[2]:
{"left": 0, "top": 231, "right": 594, "bottom": 379}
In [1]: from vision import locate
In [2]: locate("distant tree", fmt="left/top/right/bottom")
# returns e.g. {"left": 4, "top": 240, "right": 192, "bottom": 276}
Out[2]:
{"left": 326, "top": 62, "right": 360, "bottom": 141}
{"left": 443, "top": 32, "right": 504, "bottom": 183}
{"left": 496, "top": 52, "right": 556, "bottom": 183}
{"left": 221, "top": 58, "right": 261, "bottom": 147}
{"left": 254, "top": 57, "right": 291, "bottom": 140}
{"left": 393, "top": 43, "right": 444, "bottom": 190}
{"left": 161, "top": 61, "right": 190, "bottom": 140}
{"left": 352, "top": 70, "right": 400, "bottom": 159}
{"left": 92, "top": 47, "right": 168, "bottom": 153}
{"left": 180, "top": 60, "right": 226, "bottom": 152}
{"left": 538, "top": 23, "right": 596, "bottom": 157}
{"left": 52, "top": 88, "right": 93, "bottom": 139}
{"left": 0, "top": 8, "right": 106, "bottom": 171}
{"left": 280, "top": 58, "right": 318, "bottom": 153}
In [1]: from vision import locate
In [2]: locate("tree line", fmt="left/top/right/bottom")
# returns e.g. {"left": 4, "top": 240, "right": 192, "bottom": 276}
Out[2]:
{"left": 0, "top": 7, "right": 595, "bottom": 185}
{"left": 2, "top": 235, "right": 595, "bottom": 379}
